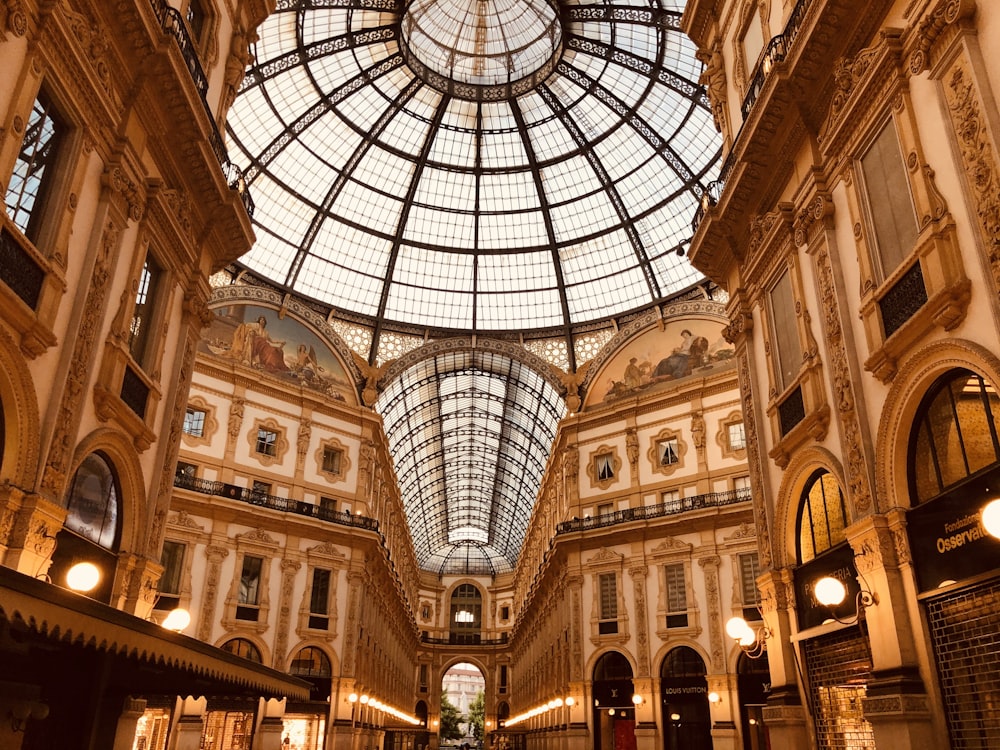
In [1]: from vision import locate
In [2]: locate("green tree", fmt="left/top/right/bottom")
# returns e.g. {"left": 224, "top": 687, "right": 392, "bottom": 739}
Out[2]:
{"left": 468, "top": 690, "right": 485, "bottom": 742}
{"left": 440, "top": 691, "right": 464, "bottom": 741}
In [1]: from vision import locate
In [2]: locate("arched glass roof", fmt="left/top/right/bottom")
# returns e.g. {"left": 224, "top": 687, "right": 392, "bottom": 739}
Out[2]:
{"left": 377, "top": 350, "right": 564, "bottom": 575}
{"left": 225, "top": 0, "right": 719, "bottom": 575}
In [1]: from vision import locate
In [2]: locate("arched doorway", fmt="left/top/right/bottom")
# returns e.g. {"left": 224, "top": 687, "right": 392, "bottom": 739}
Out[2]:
{"left": 592, "top": 651, "right": 636, "bottom": 750}
{"left": 442, "top": 661, "right": 486, "bottom": 746}
{"left": 660, "top": 646, "right": 711, "bottom": 750}
{"left": 737, "top": 652, "right": 770, "bottom": 750}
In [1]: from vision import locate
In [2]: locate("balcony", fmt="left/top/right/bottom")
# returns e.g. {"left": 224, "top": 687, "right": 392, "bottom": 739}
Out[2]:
{"left": 555, "top": 486, "right": 752, "bottom": 535}
{"left": 173, "top": 471, "right": 379, "bottom": 532}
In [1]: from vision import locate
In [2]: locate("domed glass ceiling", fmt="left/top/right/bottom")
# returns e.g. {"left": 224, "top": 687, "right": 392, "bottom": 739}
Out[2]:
{"left": 226, "top": 0, "right": 718, "bottom": 575}
{"left": 227, "top": 0, "right": 717, "bottom": 335}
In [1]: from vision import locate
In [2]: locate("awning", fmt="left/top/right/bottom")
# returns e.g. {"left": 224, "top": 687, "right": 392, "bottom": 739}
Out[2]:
{"left": 0, "top": 565, "right": 310, "bottom": 701}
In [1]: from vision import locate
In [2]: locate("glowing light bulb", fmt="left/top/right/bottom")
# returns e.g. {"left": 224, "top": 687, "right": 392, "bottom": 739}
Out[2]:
{"left": 814, "top": 576, "right": 847, "bottom": 607}
{"left": 66, "top": 562, "right": 100, "bottom": 592}
{"left": 161, "top": 608, "right": 191, "bottom": 632}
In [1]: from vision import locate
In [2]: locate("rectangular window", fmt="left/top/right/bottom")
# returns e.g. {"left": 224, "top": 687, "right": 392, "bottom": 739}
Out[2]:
{"left": 728, "top": 422, "right": 746, "bottom": 452}
{"left": 255, "top": 429, "right": 277, "bottom": 456}
{"left": 319, "top": 496, "right": 337, "bottom": 518}
{"left": 598, "top": 572, "right": 618, "bottom": 634}
{"left": 6, "top": 91, "right": 65, "bottom": 242}
{"left": 183, "top": 408, "right": 206, "bottom": 437}
{"left": 175, "top": 461, "right": 197, "bottom": 479}
{"left": 658, "top": 438, "right": 679, "bottom": 465}
{"left": 129, "top": 255, "right": 163, "bottom": 366}
{"left": 237, "top": 555, "right": 263, "bottom": 620}
{"left": 595, "top": 453, "right": 614, "bottom": 481}
{"left": 769, "top": 270, "right": 802, "bottom": 392}
{"left": 499, "top": 665, "right": 508, "bottom": 694}
{"left": 500, "top": 605, "right": 510, "bottom": 620}
{"left": 662, "top": 490, "right": 681, "bottom": 512}
{"left": 665, "top": 563, "right": 689, "bottom": 628}
{"left": 250, "top": 481, "right": 270, "bottom": 501}
{"left": 861, "top": 121, "right": 918, "bottom": 279}
{"left": 308, "top": 568, "right": 331, "bottom": 629}
{"left": 740, "top": 553, "right": 762, "bottom": 620}
{"left": 742, "top": 17, "right": 765, "bottom": 78}
{"left": 322, "top": 447, "right": 342, "bottom": 474}
{"left": 597, "top": 502, "right": 614, "bottom": 517}
{"left": 185, "top": 0, "right": 207, "bottom": 39}
{"left": 155, "top": 540, "right": 185, "bottom": 610}
{"left": 419, "top": 664, "right": 429, "bottom": 693}
{"left": 734, "top": 475, "right": 752, "bottom": 498}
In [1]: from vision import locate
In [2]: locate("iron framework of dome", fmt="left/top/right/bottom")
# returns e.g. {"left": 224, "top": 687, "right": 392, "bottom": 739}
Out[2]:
{"left": 225, "top": 0, "right": 720, "bottom": 575}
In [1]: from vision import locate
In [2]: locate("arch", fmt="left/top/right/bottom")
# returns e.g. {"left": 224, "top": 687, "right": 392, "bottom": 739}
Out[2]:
{"left": 288, "top": 645, "right": 333, "bottom": 677}
{"left": 876, "top": 339, "right": 1000, "bottom": 512}
{"left": 219, "top": 636, "right": 265, "bottom": 663}
{"left": 67, "top": 427, "right": 147, "bottom": 556}
{"left": 62, "top": 452, "right": 121, "bottom": 550}
{"left": 660, "top": 646, "right": 711, "bottom": 750}
{"left": 794, "top": 470, "right": 849, "bottom": 564}
{"left": 772, "top": 446, "right": 846, "bottom": 569}
{"left": 0, "top": 324, "right": 40, "bottom": 489}
{"left": 586, "top": 647, "right": 637, "bottom": 680}
{"left": 287, "top": 639, "right": 341, "bottom": 675}
{"left": 651, "top": 639, "right": 712, "bottom": 680}
{"left": 594, "top": 649, "right": 634, "bottom": 681}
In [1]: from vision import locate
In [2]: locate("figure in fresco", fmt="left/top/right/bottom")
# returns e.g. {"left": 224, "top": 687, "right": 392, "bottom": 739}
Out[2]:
{"left": 652, "top": 329, "right": 708, "bottom": 380}
{"left": 227, "top": 315, "right": 288, "bottom": 372}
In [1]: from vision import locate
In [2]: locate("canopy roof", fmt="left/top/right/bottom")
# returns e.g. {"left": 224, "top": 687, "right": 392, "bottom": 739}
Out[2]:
{"left": 226, "top": 0, "right": 718, "bottom": 574}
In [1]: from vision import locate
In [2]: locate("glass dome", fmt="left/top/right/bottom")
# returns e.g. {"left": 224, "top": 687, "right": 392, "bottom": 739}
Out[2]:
{"left": 227, "top": 0, "right": 718, "bottom": 335}
{"left": 225, "top": 0, "right": 719, "bottom": 575}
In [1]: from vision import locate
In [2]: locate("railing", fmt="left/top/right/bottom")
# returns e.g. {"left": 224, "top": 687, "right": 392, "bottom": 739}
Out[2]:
{"left": 420, "top": 632, "right": 509, "bottom": 646}
{"left": 173, "top": 472, "right": 380, "bottom": 532}
{"left": 555, "top": 486, "right": 752, "bottom": 534}
{"left": 692, "top": 0, "right": 809, "bottom": 231}
{"left": 150, "top": 0, "right": 255, "bottom": 217}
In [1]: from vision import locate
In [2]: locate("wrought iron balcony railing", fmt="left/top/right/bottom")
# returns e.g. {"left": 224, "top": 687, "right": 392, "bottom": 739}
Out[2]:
{"left": 150, "top": 0, "right": 255, "bottom": 217}
{"left": 173, "top": 471, "right": 380, "bottom": 532}
{"left": 555, "top": 486, "right": 752, "bottom": 534}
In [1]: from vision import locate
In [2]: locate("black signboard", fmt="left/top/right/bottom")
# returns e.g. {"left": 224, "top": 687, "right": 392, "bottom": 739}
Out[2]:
{"left": 593, "top": 679, "right": 635, "bottom": 707}
{"left": 906, "top": 470, "right": 1000, "bottom": 592}
{"left": 793, "top": 543, "right": 862, "bottom": 630}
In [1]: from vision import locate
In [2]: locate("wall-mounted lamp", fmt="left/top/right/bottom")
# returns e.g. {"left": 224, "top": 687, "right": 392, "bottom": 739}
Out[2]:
{"left": 9, "top": 700, "right": 49, "bottom": 732}
{"left": 161, "top": 607, "right": 191, "bottom": 632}
{"left": 565, "top": 696, "right": 576, "bottom": 707}
{"left": 348, "top": 693, "right": 359, "bottom": 703}
{"left": 981, "top": 498, "right": 1000, "bottom": 538}
{"left": 813, "top": 575, "right": 877, "bottom": 624}
{"left": 725, "top": 615, "right": 770, "bottom": 658}
{"left": 65, "top": 561, "right": 101, "bottom": 592}
{"left": 630, "top": 694, "right": 643, "bottom": 706}
{"left": 707, "top": 692, "right": 722, "bottom": 705}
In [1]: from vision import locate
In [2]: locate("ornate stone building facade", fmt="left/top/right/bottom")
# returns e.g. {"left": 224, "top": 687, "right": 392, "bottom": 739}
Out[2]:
{"left": 686, "top": 0, "right": 1000, "bottom": 747}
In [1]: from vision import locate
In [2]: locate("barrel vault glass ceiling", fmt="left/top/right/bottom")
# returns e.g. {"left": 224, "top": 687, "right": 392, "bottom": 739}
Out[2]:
{"left": 225, "top": 0, "right": 719, "bottom": 575}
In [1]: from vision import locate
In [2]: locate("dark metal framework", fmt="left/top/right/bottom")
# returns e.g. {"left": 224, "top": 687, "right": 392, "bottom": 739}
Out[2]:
{"left": 376, "top": 350, "right": 563, "bottom": 575}
{"left": 225, "top": 0, "right": 719, "bottom": 575}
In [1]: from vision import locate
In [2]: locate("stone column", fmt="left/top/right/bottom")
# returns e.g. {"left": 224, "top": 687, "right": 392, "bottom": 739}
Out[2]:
{"left": 111, "top": 697, "right": 147, "bottom": 750}
{"left": 4, "top": 493, "right": 64, "bottom": 578}
{"left": 196, "top": 545, "right": 229, "bottom": 641}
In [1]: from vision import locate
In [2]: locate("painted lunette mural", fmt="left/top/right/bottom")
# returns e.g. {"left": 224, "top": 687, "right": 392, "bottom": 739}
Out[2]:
{"left": 586, "top": 320, "right": 735, "bottom": 407}
{"left": 200, "top": 304, "right": 355, "bottom": 404}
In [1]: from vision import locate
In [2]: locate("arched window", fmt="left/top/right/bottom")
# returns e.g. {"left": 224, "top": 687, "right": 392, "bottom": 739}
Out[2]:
{"left": 661, "top": 647, "right": 711, "bottom": 750}
{"left": 449, "top": 583, "right": 483, "bottom": 644}
{"left": 63, "top": 453, "right": 121, "bottom": 550}
{"left": 662, "top": 646, "right": 706, "bottom": 678}
{"left": 289, "top": 646, "right": 332, "bottom": 677}
{"left": 796, "top": 470, "right": 848, "bottom": 563}
{"left": 910, "top": 369, "right": 1000, "bottom": 503}
{"left": 222, "top": 638, "right": 262, "bottom": 663}
{"left": 594, "top": 650, "right": 633, "bottom": 682}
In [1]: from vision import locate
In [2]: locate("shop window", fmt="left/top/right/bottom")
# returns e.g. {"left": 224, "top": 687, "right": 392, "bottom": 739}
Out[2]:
{"left": 308, "top": 568, "right": 331, "bottom": 630}
{"left": 910, "top": 369, "right": 1000, "bottom": 503}
{"left": 221, "top": 638, "right": 262, "bottom": 663}
{"left": 598, "top": 572, "right": 619, "bottom": 634}
{"left": 797, "top": 471, "right": 848, "bottom": 564}
{"left": 237, "top": 555, "right": 263, "bottom": 621}
{"left": 664, "top": 563, "right": 688, "bottom": 628}
{"left": 6, "top": 90, "right": 66, "bottom": 244}
{"left": 183, "top": 407, "right": 206, "bottom": 437}
{"left": 155, "top": 540, "right": 186, "bottom": 611}
{"left": 63, "top": 452, "right": 120, "bottom": 550}
{"left": 256, "top": 428, "right": 278, "bottom": 456}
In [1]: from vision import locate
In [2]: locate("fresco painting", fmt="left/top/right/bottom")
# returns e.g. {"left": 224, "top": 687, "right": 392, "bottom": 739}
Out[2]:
{"left": 587, "top": 320, "right": 735, "bottom": 406}
{"left": 200, "top": 304, "right": 354, "bottom": 403}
